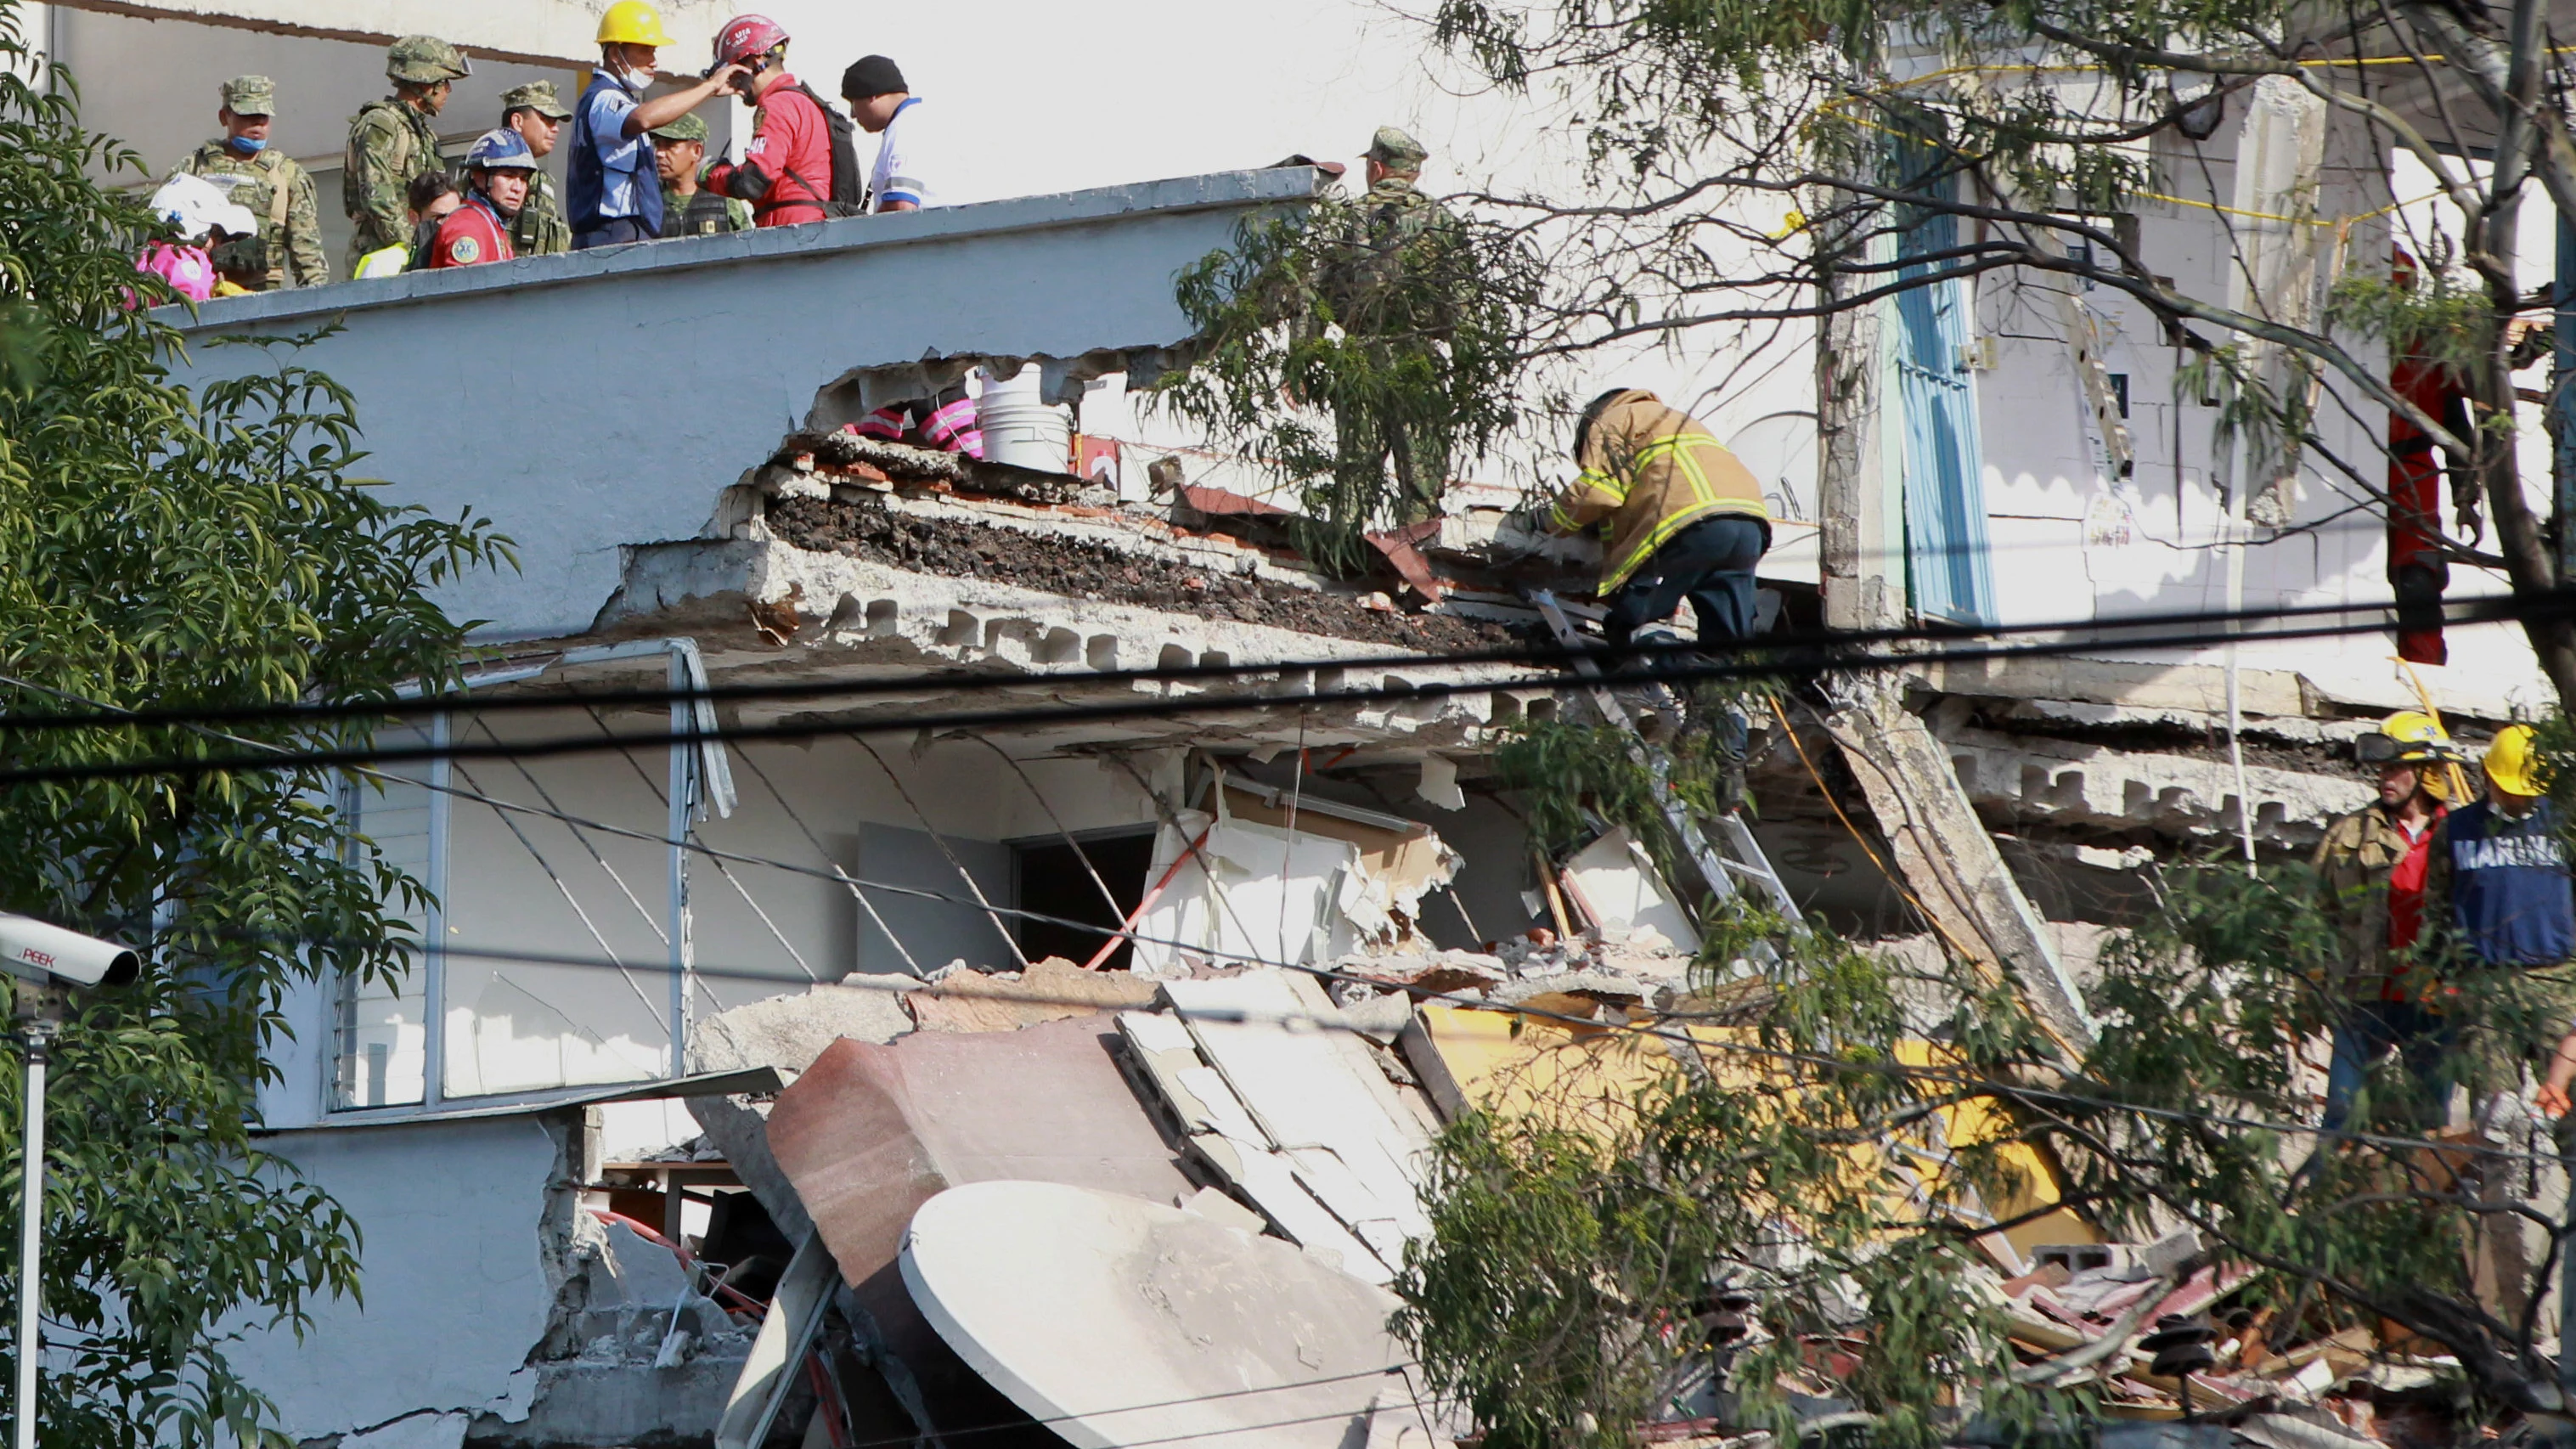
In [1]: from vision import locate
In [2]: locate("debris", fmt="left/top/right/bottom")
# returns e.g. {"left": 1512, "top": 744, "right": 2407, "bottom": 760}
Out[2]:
{"left": 900, "top": 1181, "right": 1421, "bottom": 1449}
{"left": 1115, "top": 970, "right": 1441, "bottom": 1283}
{"left": 1130, "top": 799, "right": 1459, "bottom": 976}
{"left": 761, "top": 1016, "right": 1198, "bottom": 1425}
{"left": 688, "top": 981, "right": 912, "bottom": 1076}
{"left": 1559, "top": 826, "right": 1702, "bottom": 955}
{"left": 764, "top": 493, "right": 1522, "bottom": 651}
{"left": 902, "top": 956, "right": 1157, "bottom": 1033}
{"left": 1178, "top": 1185, "right": 1269, "bottom": 1235}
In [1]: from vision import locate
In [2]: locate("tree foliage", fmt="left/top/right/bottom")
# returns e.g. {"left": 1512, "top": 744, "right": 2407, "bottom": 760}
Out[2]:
{"left": 1400, "top": 832, "right": 2576, "bottom": 1442}
{"left": 1160, "top": 187, "right": 1540, "bottom": 572}
{"left": 0, "top": 9, "right": 509, "bottom": 1445}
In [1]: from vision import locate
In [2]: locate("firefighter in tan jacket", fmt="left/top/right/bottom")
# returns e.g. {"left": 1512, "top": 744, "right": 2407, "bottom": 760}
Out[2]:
{"left": 1547, "top": 388, "right": 1772, "bottom": 656}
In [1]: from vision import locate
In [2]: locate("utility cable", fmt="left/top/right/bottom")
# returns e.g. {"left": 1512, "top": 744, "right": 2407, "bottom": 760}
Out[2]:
{"left": 0, "top": 587, "right": 2552, "bottom": 788}
{"left": 724, "top": 741, "right": 925, "bottom": 978}
{"left": 0, "top": 587, "right": 2542, "bottom": 736}
{"left": 8, "top": 628, "right": 2567, "bottom": 1167}
{"left": 853, "top": 735, "right": 1034, "bottom": 972}
{"left": 216, "top": 923, "right": 2576, "bottom": 1173}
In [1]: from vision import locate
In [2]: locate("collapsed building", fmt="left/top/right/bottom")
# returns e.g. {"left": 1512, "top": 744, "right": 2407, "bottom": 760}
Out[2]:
{"left": 134, "top": 49, "right": 2556, "bottom": 1446}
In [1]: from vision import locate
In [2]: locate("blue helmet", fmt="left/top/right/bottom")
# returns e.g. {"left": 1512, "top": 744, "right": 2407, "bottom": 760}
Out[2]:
{"left": 462, "top": 127, "right": 535, "bottom": 172}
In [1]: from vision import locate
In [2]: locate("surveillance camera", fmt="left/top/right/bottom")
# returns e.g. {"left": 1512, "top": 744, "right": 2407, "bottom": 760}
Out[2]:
{"left": 0, "top": 914, "right": 139, "bottom": 989}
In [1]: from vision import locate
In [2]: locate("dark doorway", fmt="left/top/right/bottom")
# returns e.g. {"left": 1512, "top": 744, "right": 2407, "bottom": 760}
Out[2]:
{"left": 1012, "top": 831, "right": 1155, "bottom": 972}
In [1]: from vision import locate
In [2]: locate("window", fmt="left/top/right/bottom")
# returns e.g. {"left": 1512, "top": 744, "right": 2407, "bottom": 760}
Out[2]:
{"left": 332, "top": 725, "right": 438, "bottom": 1110}
{"left": 325, "top": 640, "right": 734, "bottom": 1114}
{"left": 1012, "top": 832, "right": 1154, "bottom": 972}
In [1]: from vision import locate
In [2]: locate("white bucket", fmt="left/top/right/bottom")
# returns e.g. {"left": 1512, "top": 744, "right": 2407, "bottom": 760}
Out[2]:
{"left": 976, "top": 367, "right": 1073, "bottom": 473}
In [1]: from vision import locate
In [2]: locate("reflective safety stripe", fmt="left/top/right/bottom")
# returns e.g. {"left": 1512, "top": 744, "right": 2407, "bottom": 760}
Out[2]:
{"left": 1593, "top": 435, "right": 1768, "bottom": 589}
{"left": 1601, "top": 499, "right": 1759, "bottom": 589}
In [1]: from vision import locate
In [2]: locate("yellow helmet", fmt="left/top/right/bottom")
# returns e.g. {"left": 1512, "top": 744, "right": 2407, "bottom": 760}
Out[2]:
{"left": 598, "top": 1, "right": 677, "bottom": 47}
{"left": 2356, "top": 709, "right": 2464, "bottom": 768}
{"left": 2485, "top": 724, "right": 2548, "bottom": 798}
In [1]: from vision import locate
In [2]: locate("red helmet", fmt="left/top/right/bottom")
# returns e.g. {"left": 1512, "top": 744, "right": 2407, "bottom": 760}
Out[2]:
{"left": 713, "top": 14, "right": 789, "bottom": 67}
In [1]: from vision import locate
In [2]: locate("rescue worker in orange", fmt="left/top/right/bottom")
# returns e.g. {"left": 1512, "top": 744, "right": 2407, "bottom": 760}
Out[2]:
{"left": 426, "top": 129, "right": 537, "bottom": 269}
{"left": 1546, "top": 387, "right": 1773, "bottom": 661}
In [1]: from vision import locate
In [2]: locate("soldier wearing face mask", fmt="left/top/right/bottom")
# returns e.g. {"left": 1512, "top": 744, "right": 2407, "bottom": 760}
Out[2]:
{"left": 175, "top": 76, "right": 328, "bottom": 290}
{"left": 569, "top": 1, "right": 747, "bottom": 248}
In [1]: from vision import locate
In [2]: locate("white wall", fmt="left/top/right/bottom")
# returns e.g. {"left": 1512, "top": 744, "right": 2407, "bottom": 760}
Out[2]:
{"left": 1969, "top": 103, "right": 2556, "bottom": 712}
{"left": 40, "top": 0, "right": 732, "bottom": 67}
{"left": 260, "top": 730, "right": 1179, "bottom": 1130}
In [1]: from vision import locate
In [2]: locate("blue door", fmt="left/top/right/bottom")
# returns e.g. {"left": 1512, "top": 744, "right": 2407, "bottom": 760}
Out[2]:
{"left": 1891, "top": 162, "right": 1998, "bottom": 625}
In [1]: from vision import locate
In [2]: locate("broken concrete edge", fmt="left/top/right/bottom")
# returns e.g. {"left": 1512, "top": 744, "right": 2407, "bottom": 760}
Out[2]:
{"left": 595, "top": 537, "right": 1547, "bottom": 710}
{"left": 1823, "top": 682, "right": 2097, "bottom": 1050}
{"left": 1906, "top": 654, "right": 2524, "bottom": 729}
{"left": 159, "top": 168, "right": 1330, "bottom": 333}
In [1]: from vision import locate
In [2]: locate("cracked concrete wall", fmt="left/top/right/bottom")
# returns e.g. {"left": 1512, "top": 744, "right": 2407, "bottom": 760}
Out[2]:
{"left": 225, "top": 1116, "right": 560, "bottom": 1442}
{"left": 153, "top": 169, "right": 1322, "bottom": 643}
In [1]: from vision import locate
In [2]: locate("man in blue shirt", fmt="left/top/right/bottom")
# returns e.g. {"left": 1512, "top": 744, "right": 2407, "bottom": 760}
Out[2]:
{"left": 2427, "top": 724, "right": 2576, "bottom": 1113}
{"left": 570, "top": 1, "right": 746, "bottom": 248}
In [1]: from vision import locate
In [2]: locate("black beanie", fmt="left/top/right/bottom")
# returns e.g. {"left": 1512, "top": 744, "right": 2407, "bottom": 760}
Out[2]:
{"left": 842, "top": 55, "right": 906, "bottom": 99}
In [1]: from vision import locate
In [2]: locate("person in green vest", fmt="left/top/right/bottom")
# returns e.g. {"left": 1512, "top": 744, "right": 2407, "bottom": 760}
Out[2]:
{"left": 499, "top": 81, "right": 574, "bottom": 257}
{"left": 342, "top": 35, "right": 469, "bottom": 275}
{"left": 174, "top": 75, "right": 329, "bottom": 290}
{"left": 651, "top": 112, "right": 752, "bottom": 238}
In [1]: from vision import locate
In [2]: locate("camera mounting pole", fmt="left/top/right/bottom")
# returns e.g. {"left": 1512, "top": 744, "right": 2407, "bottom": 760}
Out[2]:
{"left": 11, "top": 984, "right": 64, "bottom": 1449}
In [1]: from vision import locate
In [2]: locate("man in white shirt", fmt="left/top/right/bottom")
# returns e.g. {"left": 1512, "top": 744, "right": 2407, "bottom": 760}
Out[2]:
{"left": 840, "top": 55, "right": 932, "bottom": 212}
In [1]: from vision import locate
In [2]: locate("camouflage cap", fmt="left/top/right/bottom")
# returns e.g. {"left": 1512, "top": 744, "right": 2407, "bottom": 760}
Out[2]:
{"left": 1366, "top": 125, "right": 1428, "bottom": 168}
{"left": 499, "top": 80, "right": 572, "bottom": 120}
{"left": 386, "top": 35, "right": 471, "bottom": 84}
{"left": 220, "top": 75, "right": 275, "bottom": 116}
{"left": 647, "top": 110, "right": 709, "bottom": 144}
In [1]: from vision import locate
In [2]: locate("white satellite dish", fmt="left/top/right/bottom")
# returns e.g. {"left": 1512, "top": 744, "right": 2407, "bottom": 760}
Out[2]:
{"left": 900, "top": 1180, "right": 1419, "bottom": 1449}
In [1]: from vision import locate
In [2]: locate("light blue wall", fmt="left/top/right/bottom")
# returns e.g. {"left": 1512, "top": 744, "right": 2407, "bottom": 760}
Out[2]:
{"left": 157, "top": 170, "right": 1322, "bottom": 641}
{"left": 223, "top": 1114, "right": 563, "bottom": 1440}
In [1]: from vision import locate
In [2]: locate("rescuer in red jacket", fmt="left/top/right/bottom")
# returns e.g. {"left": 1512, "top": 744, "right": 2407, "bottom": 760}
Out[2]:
{"left": 702, "top": 14, "right": 833, "bottom": 228}
{"left": 426, "top": 128, "right": 533, "bottom": 268}
{"left": 2386, "top": 247, "right": 2478, "bottom": 665}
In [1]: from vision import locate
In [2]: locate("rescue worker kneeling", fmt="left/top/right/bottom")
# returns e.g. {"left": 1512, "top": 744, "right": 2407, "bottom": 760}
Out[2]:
{"left": 427, "top": 129, "right": 536, "bottom": 269}
{"left": 1546, "top": 388, "right": 1772, "bottom": 667}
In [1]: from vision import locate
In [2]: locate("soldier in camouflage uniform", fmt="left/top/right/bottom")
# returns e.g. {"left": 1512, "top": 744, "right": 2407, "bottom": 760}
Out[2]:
{"left": 343, "top": 35, "right": 469, "bottom": 276}
{"left": 1319, "top": 126, "right": 1469, "bottom": 522}
{"left": 499, "top": 81, "right": 573, "bottom": 257}
{"left": 650, "top": 112, "right": 753, "bottom": 238}
{"left": 175, "top": 76, "right": 330, "bottom": 290}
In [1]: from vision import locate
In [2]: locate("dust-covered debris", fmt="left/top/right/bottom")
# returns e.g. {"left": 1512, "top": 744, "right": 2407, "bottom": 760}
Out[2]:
{"left": 766, "top": 493, "right": 1527, "bottom": 651}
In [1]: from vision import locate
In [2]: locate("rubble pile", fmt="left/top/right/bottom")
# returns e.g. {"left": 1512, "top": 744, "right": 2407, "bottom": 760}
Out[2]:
{"left": 763, "top": 490, "right": 1521, "bottom": 651}
{"left": 1973, "top": 1242, "right": 2463, "bottom": 1445}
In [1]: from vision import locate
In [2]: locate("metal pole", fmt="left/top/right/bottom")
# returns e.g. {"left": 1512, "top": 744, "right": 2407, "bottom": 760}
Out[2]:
{"left": 666, "top": 651, "right": 692, "bottom": 1079}
{"left": 14, "top": 1015, "right": 53, "bottom": 1449}
{"left": 2554, "top": 213, "right": 2576, "bottom": 586}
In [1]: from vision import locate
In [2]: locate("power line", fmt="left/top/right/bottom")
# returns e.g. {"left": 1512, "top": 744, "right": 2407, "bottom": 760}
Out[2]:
{"left": 3, "top": 595, "right": 2557, "bottom": 1170}
{"left": 206, "top": 923, "right": 2576, "bottom": 1173}
{"left": 0, "top": 587, "right": 2531, "bottom": 735}
{"left": 0, "top": 588, "right": 2552, "bottom": 789}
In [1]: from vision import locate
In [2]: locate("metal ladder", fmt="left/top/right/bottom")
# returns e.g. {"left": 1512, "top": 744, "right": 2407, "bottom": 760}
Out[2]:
{"left": 1525, "top": 590, "right": 1804, "bottom": 925}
